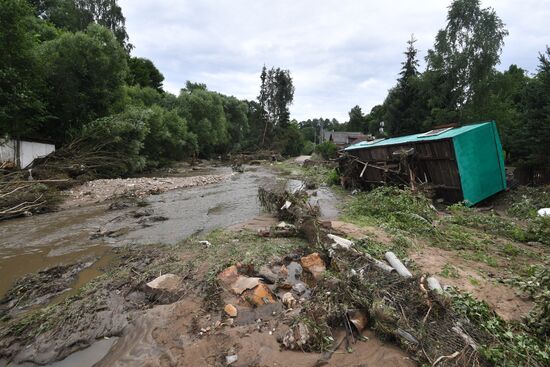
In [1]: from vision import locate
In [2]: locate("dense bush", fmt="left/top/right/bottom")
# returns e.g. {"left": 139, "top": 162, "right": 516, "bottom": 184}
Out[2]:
{"left": 314, "top": 141, "right": 338, "bottom": 160}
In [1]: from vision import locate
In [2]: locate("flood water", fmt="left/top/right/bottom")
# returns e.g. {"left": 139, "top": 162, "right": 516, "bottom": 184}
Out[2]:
{"left": 0, "top": 164, "right": 344, "bottom": 367}
{"left": 0, "top": 166, "right": 285, "bottom": 297}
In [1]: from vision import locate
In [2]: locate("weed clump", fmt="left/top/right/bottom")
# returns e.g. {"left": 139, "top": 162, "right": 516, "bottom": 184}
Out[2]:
{"left": 344, "top": 186, "right": 436, "bottom": 233}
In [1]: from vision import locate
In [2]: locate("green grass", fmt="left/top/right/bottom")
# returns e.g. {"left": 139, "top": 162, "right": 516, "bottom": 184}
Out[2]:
{"left": 440, "top": 263, "right": 460, "bottom": 278}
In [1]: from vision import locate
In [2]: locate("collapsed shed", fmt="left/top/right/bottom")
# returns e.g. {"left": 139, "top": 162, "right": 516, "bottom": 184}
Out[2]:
{"left": 341, "top": 121, "right": 506, "bottom": 205}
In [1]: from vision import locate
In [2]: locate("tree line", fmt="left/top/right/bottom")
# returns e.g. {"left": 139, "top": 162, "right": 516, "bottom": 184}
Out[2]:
{"left": 1, "top": 0, "right": 302, "bottom": 177}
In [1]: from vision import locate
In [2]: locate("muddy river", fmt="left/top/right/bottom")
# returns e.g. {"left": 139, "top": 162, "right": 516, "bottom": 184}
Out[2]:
{"left": 0, "top": 166, "right": 339, "bottom": 298}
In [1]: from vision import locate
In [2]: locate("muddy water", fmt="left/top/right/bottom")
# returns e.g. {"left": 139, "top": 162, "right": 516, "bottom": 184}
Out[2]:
{"left": 0, "top": 166, "right": 279, "bottom": 297}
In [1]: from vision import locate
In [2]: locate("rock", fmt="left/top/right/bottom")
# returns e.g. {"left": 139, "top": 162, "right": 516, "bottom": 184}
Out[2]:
{"left": 146, "top": 274, "right": 182, "bottom": 293}
{"left": 258, "top": 265, "right": 278, "bottom": 283}
{"left": 328, "top": 233, "right": 354, "bottom": 250}
{"left": 427, "top": 276, "right": 443, "bottom": 292}
{"left": 230, "top": 276, "right": 262, "bottom": 295}
{"left": 226, "top": 355, "right": 238, "bottom": 365}
{"left": 282, "top": 292, "right": 297, "bottom": 308}
{"left": 292, "top": 282, "right": 307, "bottom": 295}
{"left": 300, "top": 253, "right": 326, "bottom": 279}
{"left": 347, "top": 309, "right": 368, "bottom": 332}
{"left": 282, "top": 322, "right": 310, "bottom": 350}
{"left": 224, "top": 304, "right": 238, "bottom": 318}
{"left": 242, "top": 283, "right": 277, "bottom": 306}
{"left": 218, "top": 265, "right": 239, "bottom": 288}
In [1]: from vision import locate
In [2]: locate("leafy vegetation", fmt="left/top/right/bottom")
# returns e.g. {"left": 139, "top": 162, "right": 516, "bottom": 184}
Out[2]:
{"left": 450, "top": 289, "right": 549, "bottom": 366}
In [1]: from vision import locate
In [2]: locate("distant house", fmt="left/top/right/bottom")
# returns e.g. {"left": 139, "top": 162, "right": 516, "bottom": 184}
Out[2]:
{"left": 0, "top": 138, "right": 55, "bottom": 169}
{"left": 322, "top": 131, "right": 370, "bottom": 148}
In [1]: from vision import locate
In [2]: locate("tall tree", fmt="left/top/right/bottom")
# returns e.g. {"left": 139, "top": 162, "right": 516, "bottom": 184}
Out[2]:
{"left": 424, "top": 0, "right": 508, "bottom": 124}
{"left": 257, "top": 66, "right": 295, "bottom": 145}
{"left": 39, "top": 23, "right": 128, "bottom": 142}
{"left": 347, "top": 105, "right": 365, "bottom": 132}
{"left": 0, "top": 0, "right": 45, "bottom": 139}
{"left": 28, "top": 0, "right": 131, "bottom": 51}
{"left": 127, "top": 57, "right": 164, "bottom": 92}
{"left": 507, "top": 47, "right": 550, "bottom": 182}
{"left": 384, "top": 35, "right": 427, "bottom": 136}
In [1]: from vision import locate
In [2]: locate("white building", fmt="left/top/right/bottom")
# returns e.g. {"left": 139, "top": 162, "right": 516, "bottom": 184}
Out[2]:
{"left": 0, "top": 138, "right": 55, "bottom": 169}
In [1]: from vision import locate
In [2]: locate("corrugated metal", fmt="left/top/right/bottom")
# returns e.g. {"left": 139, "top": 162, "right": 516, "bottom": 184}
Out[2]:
{"left": 345, "top": 122, "right": 492, "bottom": 151}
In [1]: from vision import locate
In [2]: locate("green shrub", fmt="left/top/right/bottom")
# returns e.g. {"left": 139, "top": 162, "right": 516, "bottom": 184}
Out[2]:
{"left": 314, "top": 141, "right": 338, "bottom": 160}
{"left": 344, "top": 186, "right": 436, "bottom": 233}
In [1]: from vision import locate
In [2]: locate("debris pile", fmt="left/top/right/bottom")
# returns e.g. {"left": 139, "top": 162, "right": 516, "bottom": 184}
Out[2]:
{"left": 255, "top": 183, "right": 497, "bottom": 366}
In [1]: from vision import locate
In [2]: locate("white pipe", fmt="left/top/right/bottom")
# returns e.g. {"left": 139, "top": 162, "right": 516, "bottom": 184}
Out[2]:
{"left": 385, "top": 252, "right": 412, "bottom": 278}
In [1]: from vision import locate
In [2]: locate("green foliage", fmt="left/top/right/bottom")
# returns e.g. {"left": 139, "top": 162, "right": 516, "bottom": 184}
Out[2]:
{"left": 425, "top": 0, "right": 508, "bottom": 117}
{"left": 301, "top": 140, "right": 315, "bottom": 155}
{"left": 29, "top": 0, "right": 131, "bottom": 51}
{"left": 0, "top": 0, "right": 46, "bottom": 138}
{"left": 344, "top": 186, "right": 436, "bottom": 234}
{"left": 506, "top": 186, "right": 550, "bottom": 220}
{"left": 314, "top": 141, "right": 338, "bottom": 160}
{"left": 82, "top": 107, "right": 150, "bottom": 175}
{"left": 39, "top": 23, "right": 128, "bottom": 142}
{"left": 440, "top": 263, "right": 460, "bottom": 278}
{"left": 141, "top": 105, "right": 197, "bottom": 168}
{"left": 346, "top": 105, "right": 366, "bottom": 132}
{"left": 450, "top": 289, "right": 549, "bottom": 366}
{"left": 273, "top": 122, "right": 304, "bottom": 157}
{"left": 517, "top": 261, "right": 550, "bottom": 338}
{"left": 176, "top": 83, "right": 230, "bottom": 157}
{"left": 124, "top": 85, "right": 164, "bottom": 107}
{"left": 257, "top": 65, "right": 295, "bottom": 145}
{"left": 127, "top": 57, "right": 164, "bottom": 92}
{"left": 384, "top": 35, "right": 427, "bottom": 136}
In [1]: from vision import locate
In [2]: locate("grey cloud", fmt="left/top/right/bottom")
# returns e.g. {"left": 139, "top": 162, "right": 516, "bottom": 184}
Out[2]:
{"left": 120, "top": 0, "right": 550, "bottom": 121}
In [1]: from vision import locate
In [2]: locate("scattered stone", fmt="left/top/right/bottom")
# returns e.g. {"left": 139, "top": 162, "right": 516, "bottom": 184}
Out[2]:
{"left": 300, "top": 253, "right": 326, "bottom": 279}
{"left": 242, "top": 283, "right": 277, "bottom": 306}
{"left": 258, "top": 265, "right": 278, "bottom": 283}
{"left": 230, "top": 276, "right": 262, "bottom": 295}
{"left": 133, "top": 208, "right": 154, "bottom": 218}
{"left": 282, "top": 292, "right": 297, "bottom": 309}
{"left": 292, "top": 282, "right": 307, "bottom": 295}
{"left": 226, "top": 355, "right": 238, "bottom": 365}
{"left": 282, "top": 322, "right": 310, "bottom": 350}
{"left": 199, "top": 240, "right": 211, "bottom": 248}
{"left": 224, "top": 304, "right": 238, "bottom": 318}
{"left": 145, "top": 274, "right": 182, "bottom": 294}
{"left": 218, "top": 265, "right": 239, "bottom": 288}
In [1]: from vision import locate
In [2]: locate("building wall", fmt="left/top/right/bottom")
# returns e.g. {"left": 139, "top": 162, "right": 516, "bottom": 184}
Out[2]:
{"left": 0, "top": 139, "right": 55, "bottom": 168}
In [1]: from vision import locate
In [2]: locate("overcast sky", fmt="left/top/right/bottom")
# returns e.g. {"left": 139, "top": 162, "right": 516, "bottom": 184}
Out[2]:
{"left": 119, "top": 0, "right": 550, "bottom": 122}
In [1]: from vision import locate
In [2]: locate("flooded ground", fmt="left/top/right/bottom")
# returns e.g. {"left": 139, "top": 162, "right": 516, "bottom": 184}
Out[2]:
{"left": 0, "top": 166, "right": 276, "bottom": 297}
{"left": 0, "top": 163, "right": 406, "bottom": 367}
{"left": 0, "top": 165, "right": 341, "bottom": 298}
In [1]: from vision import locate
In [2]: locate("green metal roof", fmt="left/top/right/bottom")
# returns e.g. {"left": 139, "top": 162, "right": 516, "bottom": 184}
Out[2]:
{"left": 344, "top": 122, "right": 493, "bottom": 151}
